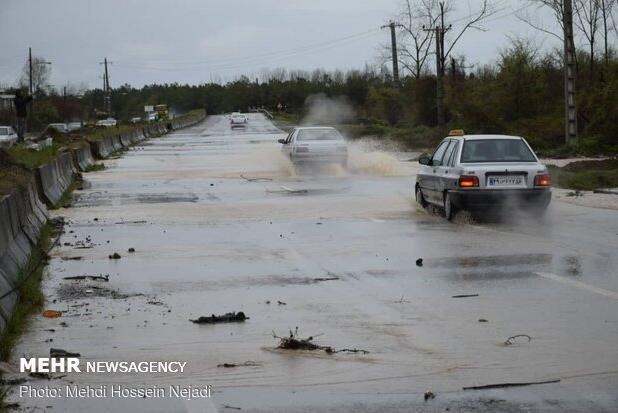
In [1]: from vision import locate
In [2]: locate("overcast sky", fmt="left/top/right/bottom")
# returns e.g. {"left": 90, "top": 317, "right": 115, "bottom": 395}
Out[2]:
{"left": 0, "top": 0, "right": 560, "bottom": 90}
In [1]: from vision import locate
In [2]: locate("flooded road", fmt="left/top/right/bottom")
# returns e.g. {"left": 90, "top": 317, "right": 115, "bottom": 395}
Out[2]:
{"left": 9, "top": 114, "right": 618, "bottom": 412}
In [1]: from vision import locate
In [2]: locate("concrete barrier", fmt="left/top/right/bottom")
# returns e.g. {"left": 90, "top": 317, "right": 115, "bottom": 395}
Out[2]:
{"left": 91, "top": 136, "right": 114, "bottom": 159}
{"left": 0, "top": 176, "right": 49, "bottom": 333}
{"left": 73, "top": 145, "right": 96, "bottom": 171}
{"left": 36, "top": 152, "right": 75, "bottom": 207}
{"left": 120, "top": 133, "right": 132, "bottom": 147}
{"left": 111, "top": 135, "right": 123, "bottom": 152}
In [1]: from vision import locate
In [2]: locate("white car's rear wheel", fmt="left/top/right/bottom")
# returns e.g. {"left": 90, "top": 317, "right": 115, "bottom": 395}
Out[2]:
{"left": 444, "top": 192, "right": 456, "bottom": 221}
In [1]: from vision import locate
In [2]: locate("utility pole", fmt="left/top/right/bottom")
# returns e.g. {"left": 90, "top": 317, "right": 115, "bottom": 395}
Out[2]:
{"left": 563, "top": 0, "right": 578, "bottom": 144}
{"left": 381, "top": 21, "right": 400, "bottom": 85}
{"left": 27, "top": 47, "right": 33, "bottom": 133}
{"left": 100, "top": 58, "right": 112, "bottom": 115}
{"left": 28, "top": 47, "right": 33, "bottom": 95}
{"left": 63, "top": 86, "right": 67, "bottom": 123}
{"left": 424, "top": 3, "right": 450, "bottom": 126}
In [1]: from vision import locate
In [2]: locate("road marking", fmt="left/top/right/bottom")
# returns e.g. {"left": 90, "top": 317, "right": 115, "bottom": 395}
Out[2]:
{"left": 536, "top": 272, "right": 618, "bottom": 300}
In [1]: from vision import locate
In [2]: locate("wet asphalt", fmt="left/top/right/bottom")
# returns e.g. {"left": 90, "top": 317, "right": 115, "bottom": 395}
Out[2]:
{"left": 7, "top": 114, "right": 618, "bottom": 412}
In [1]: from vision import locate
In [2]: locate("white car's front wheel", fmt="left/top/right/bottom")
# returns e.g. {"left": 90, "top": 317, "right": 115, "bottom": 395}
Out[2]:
{"left": 416, "top": 186, "right": 427, "bottom": 208}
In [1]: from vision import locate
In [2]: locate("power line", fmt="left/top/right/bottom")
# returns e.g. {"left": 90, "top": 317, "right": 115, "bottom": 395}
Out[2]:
{"left": 115, "top": 27, "right": 381, "bottom": 68}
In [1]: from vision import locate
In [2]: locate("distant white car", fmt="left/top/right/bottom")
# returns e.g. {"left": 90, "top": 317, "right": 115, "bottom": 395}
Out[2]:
{"left": 147, "top": 113, "right": 158, "bottom": 122}
{"left": 96, "top": 118, "right": 117, "bottom": 127}
{"left": 0, "top": 126, "right": 18, "bottom": 149}
{"left": 278, "top": 127, "right": 348, "bottom": 166}
{"left": 131, "top": 117, "right": 142, "bottom": 124}
{"left": 48, "top": 123, "right": 69, "bottom": 133}
{"left": 67, "top": 121, "right": 83, "bottom": 132}
{"left": 230, "top": 113, "right": 248, "bottom": 128}
{"left": 415, "top": 130, "right": 551, "bottom": 220}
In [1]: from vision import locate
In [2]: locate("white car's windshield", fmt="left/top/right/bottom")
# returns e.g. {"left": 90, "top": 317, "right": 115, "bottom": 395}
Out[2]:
{"left": 461, "top": 139, "right": 536, "bottom": 163}
{"left": 297, "top": 129, "right": 343, "bottom": 141}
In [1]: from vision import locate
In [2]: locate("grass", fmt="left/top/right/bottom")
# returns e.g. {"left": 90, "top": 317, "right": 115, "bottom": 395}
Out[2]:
{"left": 6, "top": 143, "right": 62, "bottom": 170}
{"left": 548, "top": 158, "right": 618, "bottom": 190}
{"left": 54, "top": 181, "right": 80, "bottom": 209}
{"left": 85, "top": 163, "right": 105, "bottom": 172}
{"left": 0, "top": 152, "right": 31, "bottom": 196}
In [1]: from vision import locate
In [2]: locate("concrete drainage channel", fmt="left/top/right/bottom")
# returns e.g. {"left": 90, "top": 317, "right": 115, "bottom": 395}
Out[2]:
{"left": 0, "top": 111, "right": 206, "bottom": 337}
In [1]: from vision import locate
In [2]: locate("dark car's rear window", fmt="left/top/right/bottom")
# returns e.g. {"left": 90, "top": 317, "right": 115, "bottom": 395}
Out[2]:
{"left": 461, "top": 139, "right": 536, "bottom": 163}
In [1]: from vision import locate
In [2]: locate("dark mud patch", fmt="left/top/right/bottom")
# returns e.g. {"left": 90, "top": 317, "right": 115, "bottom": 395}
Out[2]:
{"left": 425, "top": 254, "right": 552, "bottom": 269}
{"left": 136, "top": 193, "right": 199, "bottom": 204}
{"left": 446, "top": 270, "right": 536, "bottom": 281}
{"left": 56, "top": 283, "right": 145, "bottom": 301}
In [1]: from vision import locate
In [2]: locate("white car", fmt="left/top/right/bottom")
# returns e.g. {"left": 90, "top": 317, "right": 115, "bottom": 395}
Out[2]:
{"left": 278, "top": 127, "right": 348, "bottom": 166}
{"left": 96, "top": 118, "right": 117, "bottom": 127}
{"left": 230, "top": 113, "right": 248, "bottom": 128}
{"left": 131, "top": 117, "right": 142, "bottom": 124}
{"left": 415, "top": 130, "right": 551, "bottom": 220}
{"left": 0, "top": 126, "right": 18, "bottom": 149}
{"left": 67, "top": 121, "right": 83, "bottom": 131}
{"left": 48, "top": 123, "right": 69, "bottom": 133}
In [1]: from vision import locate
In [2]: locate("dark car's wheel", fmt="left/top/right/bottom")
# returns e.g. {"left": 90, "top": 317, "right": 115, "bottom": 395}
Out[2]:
{"left": 444, "top": 192, "right": 456, "bottom": 221}
{"left": 415, "top": 185, "right": 428, "bottom": 208}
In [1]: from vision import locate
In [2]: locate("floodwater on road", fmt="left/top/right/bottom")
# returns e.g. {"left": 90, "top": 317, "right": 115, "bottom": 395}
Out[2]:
{"left": 7, "top": 114, "right": 618, "bottom": 412}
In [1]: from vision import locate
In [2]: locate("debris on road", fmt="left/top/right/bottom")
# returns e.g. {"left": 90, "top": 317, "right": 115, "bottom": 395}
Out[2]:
{"left": 240, "top": 174, "right": 272, "bottom": 182}
{"left": 63, "top": 275, "right": 109, "bottom": 282}
{"left": 478, "top": 319, "right": 489, "bottom": 323}
{"left": 424, "top": 391, "right": 436, "bottom": 401}
{"left": 463, "top": 379, "right": 560, "bottom": 390}
{"left": 50, "top": 348, "right": 80, "bottom": 358}
{"left": 115, "top": 220, "right": 148, "bottom": 224}
{"left": 394, "top": 296, "right": 410, "bottom": 304}
{"left": 190, "top": 312, "right": 248, "bottom": 324}
{"left": 416, "top": 258, "right": 423, "bottom": 267}
{"left": 222, "top": 405, "right": 242, "bottom": 410}
{"left": 452, "top": 294, "right": 479, "bottom": 298}
{"left": 277, "top": 301, "right": 287, "bottom": 306}
{"left": 217, "top": 361, "right": 262, "bottom": 368}
{"left": 504, "top": 334, "right": 532, "bottom": 345}
{"left": 61, "top": 256, "right": 83, "bottom": 261}
{"left": 42, "top": 310, "right": 62, "bottom": 318}
{"left": 128, "top": 247, "right": 136, "bottom": 253}
{"left": 273, "top": 328, "right": 369, "bottom": 354}
{"left": 566, "top": 190, "right": 584, "bottom": 197}
{"left": 108, "top": 252, "right": 121, "bottom": 259}
{"left": 312, "top": 276, "right": 339, "bottom": 282}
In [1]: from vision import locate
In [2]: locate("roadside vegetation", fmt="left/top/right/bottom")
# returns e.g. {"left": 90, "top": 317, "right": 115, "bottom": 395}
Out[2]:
{"left": 549, "top": 158, "right": 618, "bottom": 191}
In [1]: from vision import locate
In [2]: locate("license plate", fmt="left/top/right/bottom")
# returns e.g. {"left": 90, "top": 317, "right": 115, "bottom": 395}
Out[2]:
{"left": 487, "top": 175, "right": 525, "bottom": 187}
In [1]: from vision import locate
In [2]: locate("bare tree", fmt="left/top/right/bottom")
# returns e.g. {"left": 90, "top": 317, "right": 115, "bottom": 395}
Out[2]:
{"left": 574, "top": 0, "right": 601, "bottom": 80}
{"left": 434, "top": 0, "right": 494, "bottom": 125}
{"left": 18, "top": 56, "right": 51, "bottom": 94}
{"left": 599, "top": 0, "right": 617, "bottom": 66}
{"left": 395, "top": 0, "right": 440, "bottom": 78}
